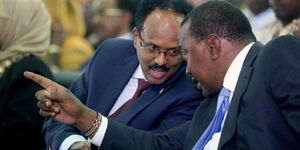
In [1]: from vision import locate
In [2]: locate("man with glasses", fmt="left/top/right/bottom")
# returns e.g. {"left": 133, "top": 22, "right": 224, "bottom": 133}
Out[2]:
{"left": 39, "top": 0, "right": 203, "bottom": 149}
{"left": 89, "top": 0, "right": 138, "bottom": 48}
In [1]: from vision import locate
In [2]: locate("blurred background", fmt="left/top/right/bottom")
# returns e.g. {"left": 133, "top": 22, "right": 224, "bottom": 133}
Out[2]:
{"left": 40, "top": 0, "right": 300, "bottom": 87}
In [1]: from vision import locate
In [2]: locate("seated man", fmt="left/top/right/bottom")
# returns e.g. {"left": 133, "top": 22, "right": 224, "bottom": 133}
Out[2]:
{"left": 38, "top": 0, "right": 203, "bottom": 149}
{"left": 26, "top": 1, "right": 300, "bottom": 150}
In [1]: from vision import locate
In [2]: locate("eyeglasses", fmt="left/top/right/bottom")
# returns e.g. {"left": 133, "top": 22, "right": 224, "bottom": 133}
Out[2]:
{"left": 138, "top": 33, "right": 182, "bottom": 59}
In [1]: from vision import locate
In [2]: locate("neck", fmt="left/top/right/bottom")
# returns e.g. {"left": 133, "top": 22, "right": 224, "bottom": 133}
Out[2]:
{"left": 117, "top": 27, "right": 130, "bottom": 37}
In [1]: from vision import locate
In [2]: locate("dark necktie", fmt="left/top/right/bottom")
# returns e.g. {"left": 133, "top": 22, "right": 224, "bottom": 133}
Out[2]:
{"left": 192, "top": 87, "right": 231, "bottom": 150}
{"left": 109, "top": 79, "right": 151, "bottom": 119}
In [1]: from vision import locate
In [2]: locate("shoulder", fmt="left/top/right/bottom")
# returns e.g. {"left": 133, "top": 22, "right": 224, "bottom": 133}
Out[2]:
{"left": 254, "top": 35, "right": 300, "bottom": 82}
{"left": 11, "top": 56, "right": 52, "bottom": 78}
{"left": 94, "top": 38, "right": 135, "bottom": 56}
{"left": 264, "top": 35, "right": 300, "bottom": 54}
{"left": 0, "top": 56, "right": 52, "bottom": 87}
{"left": 88, "top": 38, "right": 136, "bottom": 66}
{"left": 258, "top": 35, "right": 300, "bottom": 65}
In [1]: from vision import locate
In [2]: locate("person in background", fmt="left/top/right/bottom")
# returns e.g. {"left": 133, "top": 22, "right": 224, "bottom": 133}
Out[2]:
{"left": 88, "top": 0, "right": 139, "bottom": 48}
{"left": 0, "top": 0, "right": 52, "bottom": 149}
{"left": 31, "top": 0, "right": 204, "bottom": 149}
{"left": 258, "top": 0, "right": 300, "bottom": 43}
{"left": 80, "top": 0, "right": 140, "bottom": 71}
{"left": 243, "top": 0, "right": 277, "bottom": 43}
{"left": 43, "top": 0, "right": 94, "bottom": 72}
{"left": 26, "top": 1, "right": 300, "bottom": 150}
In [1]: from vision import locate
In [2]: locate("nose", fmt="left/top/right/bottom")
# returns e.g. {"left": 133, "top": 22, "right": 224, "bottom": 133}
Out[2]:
{"left": 186, "top": 70, "right": 197, "bottom": 82}
{"left": 154, "top": 52, "right": 167, "bottom": 66}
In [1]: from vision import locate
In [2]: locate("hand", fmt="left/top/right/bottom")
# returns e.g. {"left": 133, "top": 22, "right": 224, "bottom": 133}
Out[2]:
{"left": 23, "top": 71, "right": 86, "bottom": 125}
{"left": 70, "top": 141, "right": 91, "bottom": 150}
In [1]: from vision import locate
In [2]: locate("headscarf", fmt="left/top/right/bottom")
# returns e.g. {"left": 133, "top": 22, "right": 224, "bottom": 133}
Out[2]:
{"left": 43, "top": 0, "right": 86, "bottom": 37}
{"left": 0, "top": 0, "right": 51, "bottom": 61}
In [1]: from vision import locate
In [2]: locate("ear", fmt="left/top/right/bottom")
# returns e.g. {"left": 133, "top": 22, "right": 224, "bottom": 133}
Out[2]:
{"left": 205, "top": 34, "right": 221, "bottom": 60}
{"left": 132, "top": 27, "right": 139, "bottom": 48}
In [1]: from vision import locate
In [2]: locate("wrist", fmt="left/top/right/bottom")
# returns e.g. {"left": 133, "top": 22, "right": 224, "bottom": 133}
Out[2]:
{"left": 74, "top": 107, "right": 98, "bottom": 133}
{"left": 81, "top": 112, "right": 102, "bottom": 137}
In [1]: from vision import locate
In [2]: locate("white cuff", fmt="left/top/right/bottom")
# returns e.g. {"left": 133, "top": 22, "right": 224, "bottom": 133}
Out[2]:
{"left": 59, "top": 134, "right": 86, "bottom": 150}
{"left": 88, "top": 116, "right": 108, "bottom": 147}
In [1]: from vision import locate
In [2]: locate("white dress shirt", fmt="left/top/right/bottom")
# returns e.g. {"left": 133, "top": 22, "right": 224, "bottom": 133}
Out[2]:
{"left": 59, "top": 65, "right": 145, "bottom": 150}
{"left": 204, "top": 42, "right": 254, "bottom": 150}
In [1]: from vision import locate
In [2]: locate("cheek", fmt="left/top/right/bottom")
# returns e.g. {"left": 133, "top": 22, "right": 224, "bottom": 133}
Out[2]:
{"left": 137, "top": 51, "right": 153, "bottom": 67}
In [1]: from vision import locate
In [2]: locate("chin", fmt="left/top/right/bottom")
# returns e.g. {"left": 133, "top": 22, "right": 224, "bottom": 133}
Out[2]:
{"left": 150, "top": 79, "right": 165, "bottom": 85}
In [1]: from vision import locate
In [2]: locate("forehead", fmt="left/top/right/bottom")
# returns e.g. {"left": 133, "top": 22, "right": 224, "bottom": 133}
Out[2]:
{"left": 142, "top": 9, "right": 184, "bottom": 39}
{"left": 178, "top": 22, "right": 193, "bottom": 48}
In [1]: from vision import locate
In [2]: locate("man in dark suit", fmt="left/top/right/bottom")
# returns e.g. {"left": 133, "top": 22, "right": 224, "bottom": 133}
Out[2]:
{"left": 37, "top": 0, "right": 203, "bottom": 149}
{"left": 25, "top": 1, "right": 300, "bottom": 150}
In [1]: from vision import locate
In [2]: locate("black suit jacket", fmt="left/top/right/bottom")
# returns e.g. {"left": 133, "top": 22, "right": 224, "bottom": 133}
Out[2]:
{"left": 0, "top": 56, "right": 52, "bottom": 150}
{"left": 100, "top": 36, "right": 300, "bottom": 150}
{"left": 43, "top": 38, "right": 203, "bottom": 150}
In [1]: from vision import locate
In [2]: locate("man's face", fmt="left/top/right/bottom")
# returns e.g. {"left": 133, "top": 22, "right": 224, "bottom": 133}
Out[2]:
{"left": 269, "top": 0, "right": 300, "bottom": 23}
{"left": 92, "top": 0, "right": 125, "bottom": 42}
{"left": 133, "top": 9, "right": 184, "bottom": 85}
{"left": 178, "top": 22, "right": 218, "bottom": 97}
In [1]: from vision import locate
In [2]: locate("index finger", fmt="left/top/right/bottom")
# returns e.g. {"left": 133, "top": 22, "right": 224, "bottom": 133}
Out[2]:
{"left": 24, "top": 71, "right": 63, "bottom": 92}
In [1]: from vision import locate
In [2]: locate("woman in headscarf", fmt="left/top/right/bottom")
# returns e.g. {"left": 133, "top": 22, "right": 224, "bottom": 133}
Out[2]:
{"left": 0, "top": 0, "right": 52, "bottom": 149}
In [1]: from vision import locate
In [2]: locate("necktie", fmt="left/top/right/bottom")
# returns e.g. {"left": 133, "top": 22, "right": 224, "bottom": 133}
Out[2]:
{"left": 109, "top": 79, "right": 151, "bottom": 119}
{"left": 192, "top": 87, "right": 231, "bottom": 150}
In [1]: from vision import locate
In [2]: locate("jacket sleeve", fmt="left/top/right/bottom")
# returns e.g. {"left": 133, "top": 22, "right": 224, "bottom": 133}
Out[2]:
{"left": 100, "top": 120, "right": 191, "bottom": 150}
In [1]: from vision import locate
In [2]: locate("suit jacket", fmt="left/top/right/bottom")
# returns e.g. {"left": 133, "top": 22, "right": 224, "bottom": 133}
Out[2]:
{"left": 100, "top": 36, "right": 300, "bottom": 150}
{"left": 43, "top": 38, "right": 203, "bottom": 150}
{"left": 0, "top": 56, "right": 52, "bottom": 150}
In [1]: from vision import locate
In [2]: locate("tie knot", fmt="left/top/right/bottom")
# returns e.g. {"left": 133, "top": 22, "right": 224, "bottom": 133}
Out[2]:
{"left": 137, "top": 78, "right": 151, "bottom": 92}
{"left": 216, "top": 87, "right": 231, "bottom": 110}
{"left": 219, "top": 87, "right": 230, "bottom": 97}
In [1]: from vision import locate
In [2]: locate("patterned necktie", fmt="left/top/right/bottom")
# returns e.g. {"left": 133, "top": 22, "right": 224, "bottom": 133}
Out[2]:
{"left": 192, "top": 87, "right": 231, "bottom": 150}
{"left": 109, "top": 79, "right": 151, "bottom": 119}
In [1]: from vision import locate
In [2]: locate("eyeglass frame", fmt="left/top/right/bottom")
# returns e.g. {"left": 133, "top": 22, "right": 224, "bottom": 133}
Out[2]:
{"left": 137, "top": 32, "right": 183, "bottom": 59}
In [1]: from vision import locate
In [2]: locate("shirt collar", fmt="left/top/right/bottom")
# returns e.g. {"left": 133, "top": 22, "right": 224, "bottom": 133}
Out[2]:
{"left": 223, "top": 42, "right": 254, "bottom": 92}
{"left": 117, "top": 33, "right": 133, "bottom": 40}
{"left": 132, "top": 65, "right": 146, "bottom": 80}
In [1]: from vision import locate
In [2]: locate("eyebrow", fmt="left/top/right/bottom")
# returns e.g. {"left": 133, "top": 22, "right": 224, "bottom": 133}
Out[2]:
{"left": 144, "top": 41, "right": 179, "bottom": 50}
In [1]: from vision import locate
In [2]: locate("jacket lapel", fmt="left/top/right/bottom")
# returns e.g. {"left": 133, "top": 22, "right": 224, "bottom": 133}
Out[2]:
{"left": 115, "top": 63, "right": 187, "bottom": 124}
{"left": 185, "top": 95, "right": 218, "bottom": 150}
{"left": 99, "top": 54, "right": 139, "bottom": 116}
{"left": 115, "top": 86, "right": 170, "bottom": 124}
{"left": 218, "top": 42, "right": 263, "bottom": 149}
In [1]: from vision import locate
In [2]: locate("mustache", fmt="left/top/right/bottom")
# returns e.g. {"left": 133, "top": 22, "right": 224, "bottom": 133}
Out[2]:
{"left": 149, "top": 63, "right": 170, "bottom": 72}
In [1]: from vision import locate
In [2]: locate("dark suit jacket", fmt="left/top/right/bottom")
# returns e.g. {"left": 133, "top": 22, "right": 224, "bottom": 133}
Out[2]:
{"left": 100, "top": 36, "right": 300, "bottom": 150}
{"left": 0, "top": 56, "right": 52, "bottom": 150}
{"left": 43, "top": 38, "right": 203, "bottom": 150}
